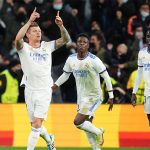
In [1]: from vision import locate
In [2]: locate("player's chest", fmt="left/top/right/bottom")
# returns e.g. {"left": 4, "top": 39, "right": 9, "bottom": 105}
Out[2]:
{"left": 141, "top": 54, "right": 150, "bottom": 71}
{"left": 141, "top": 53, "right": 150, "bottom": 63}
{"left": 71, "top": 60, "right": 95, "bottom": 77}
{"left": 70, "top": 60, "right": 93, "bottom": 70}
{"left": 26, "top": 49, "right": 50, "bottom": 62}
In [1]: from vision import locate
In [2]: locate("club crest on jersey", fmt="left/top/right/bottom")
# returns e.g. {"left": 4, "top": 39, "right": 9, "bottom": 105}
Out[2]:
{"left": 85, "top": 63, "right": 89, "bottom": 68}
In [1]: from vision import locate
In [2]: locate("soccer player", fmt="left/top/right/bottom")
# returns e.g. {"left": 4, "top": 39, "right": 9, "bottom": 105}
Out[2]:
{"left": 15, "top": 8, "right": 70, "bottom": 150}
{"left": 131, "top": 29, "right": 150, "bottom": 126}
{"left": 52, "top": 33, "right": 114, "bottom": 150}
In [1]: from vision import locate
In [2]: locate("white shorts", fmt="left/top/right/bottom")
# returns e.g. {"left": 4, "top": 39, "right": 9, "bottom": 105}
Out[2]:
{"left": 77, "top": 97, "right": 102, "bottom": 116}
{"left": 144, "top": 96, "right": 150, "bottom": 114}
{"left": 25, "top": 87, "right": 52, "bottom": 122}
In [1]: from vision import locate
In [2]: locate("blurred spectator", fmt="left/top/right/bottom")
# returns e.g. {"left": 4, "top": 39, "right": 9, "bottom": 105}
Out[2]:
{"left": 0, "top": 17, "right": 6, "bottom": 52}
{"left": 128, "top": 2, "right": 150, "bottom": 36}
{"left": 105, "top": 41, "right": 117, "bottom": 69}
{"left": 102, "top": 74, "right": 131, "bottom": 104}
{"left": 39, "top": 0, "right": 74, "bottom": 40}
{"left": 0, "top": 0, "right": 16, "bottom": 50}
{"left": 65, "top": 0, "right": 93, "bottom": 31}
{"left": 1, "top": 2, "right": 28, "bottom": 51}
{"left": 9, "top": 40, "right": 19, "bottom": 60}
{"left": 92, "top": 0, "right": 115, "bottom": 33}
{"left": 0, "top": 53, "right": 10, "bottom": 72}
{"left": 107, "top": 9, "right": 127, "bottom": 43}
{"left": 90, "top": 32, "right": 106, "bottom": 63}
{"left": 0, "top": 0, "right": 4, "bottom": 10}
{"left": 90, "top": 21, "right": 106, "bottom": 46}
{"left": 0, "top": 59, "right": 21, "bottom": 103}
{"left": 108, "top": 43, "right": 138, "bottom": 87}
{"left": 130, "top": 24, "right": 145, "bottom": 51}
{"left": 116, "top": 0, "right": 136, "bottom": 21}
{"left": 127, "top": 69, "right": 144, "bottom": 104}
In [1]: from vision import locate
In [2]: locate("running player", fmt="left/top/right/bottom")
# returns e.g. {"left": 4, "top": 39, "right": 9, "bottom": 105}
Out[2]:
{"left": 131, "top": 29, "right": 150, "bottom": 126}
{"left": 52, "top": 33, "right": 114, "bottom": 150}
{"left": 15, "top": 8, "right": 70, "bottom": 150}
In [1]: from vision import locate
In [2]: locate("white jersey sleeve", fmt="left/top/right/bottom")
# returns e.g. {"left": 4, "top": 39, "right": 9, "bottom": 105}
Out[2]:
{"left": 138, "top": 51, "right": 143, "bottom": 67}
{"left": 94, "top": 57, "right": 106, "bottom": 74}
{"left": 63, "top": 57, "right": 72, "bottom": 73}
{"left": 45, "top": 40, "right": 56, "bottom": 52}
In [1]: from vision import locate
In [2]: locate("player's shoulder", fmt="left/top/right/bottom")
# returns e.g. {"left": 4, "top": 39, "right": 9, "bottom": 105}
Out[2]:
{"left": 40, "top": 41, "right": 49, "bottom": 47}
{"left": 41, "top": 41, "right": 55, "bottom": 47}
{"left": 18, "top": 42, "right": 29, "bottom": 52}
{"left": 88, "top": 52, "right": 102, "bottom": 63}
{"left": 68, "top": 53, "right": 77, "bottom": 58}
{"left": 139, "top": 47, "right": 147, "bottom": 53}
{"left": 88, "top": 52, "right": 97, "bottom": 59}
{"left": 138, "top": 46, "right": 148, "bottom": 56}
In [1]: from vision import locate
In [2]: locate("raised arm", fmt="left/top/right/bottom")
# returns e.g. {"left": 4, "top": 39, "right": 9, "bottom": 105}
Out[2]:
{"left": 55, "top": 11, "right": 70, "bottom": 49}
{"left": 15, "top": 8, "right": 40, "bottom": 51}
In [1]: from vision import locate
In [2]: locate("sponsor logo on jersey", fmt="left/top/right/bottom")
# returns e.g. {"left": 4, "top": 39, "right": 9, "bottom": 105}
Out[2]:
{"left": 143, "top": 63, "right": 150, "bottom": 71}
{"left": 30, "top": 52, "right": 49, "bottom": 61}
{"left": 73, "top": 69, "right": 89, "bottom": 77}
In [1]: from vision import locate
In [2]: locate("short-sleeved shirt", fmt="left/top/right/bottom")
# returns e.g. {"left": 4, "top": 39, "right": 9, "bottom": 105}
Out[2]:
{"left": 63, "top": 52, "right": 106, "bottom": 103}
{"left": 18, "top": 41, "right": 56, "bottom": 90}
{"left": 138, "top": 47, "right": 150, "bottom": 96}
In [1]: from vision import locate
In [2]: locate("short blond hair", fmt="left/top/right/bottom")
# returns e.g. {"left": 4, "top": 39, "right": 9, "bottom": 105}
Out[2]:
{"left": 27, "top": 22, "right": 39, "bottom": 32}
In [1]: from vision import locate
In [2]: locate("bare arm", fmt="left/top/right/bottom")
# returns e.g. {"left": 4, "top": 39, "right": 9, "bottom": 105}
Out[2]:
{"left": 55, "top": 11, "right": 70, "bottom": 49}
{"left": 15, "top": 8, "right": 40, "bottom": 51}
{"left": 15, "top": 21, "right": 31, "bottom": 51}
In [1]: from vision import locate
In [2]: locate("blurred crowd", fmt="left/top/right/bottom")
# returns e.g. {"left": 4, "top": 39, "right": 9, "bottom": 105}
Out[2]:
{"left": 0, "top": 0, "right": 150, "bottom": 104}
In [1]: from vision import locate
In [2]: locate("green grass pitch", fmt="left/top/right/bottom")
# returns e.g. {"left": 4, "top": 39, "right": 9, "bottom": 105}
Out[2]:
{"left": 0, "top": 148, "right": 150, "bottom": 150}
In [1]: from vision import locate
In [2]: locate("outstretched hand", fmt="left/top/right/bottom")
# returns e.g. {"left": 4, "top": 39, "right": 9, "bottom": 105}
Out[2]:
{"left": 29, "top": 7, "right": 40, "bottom": 22}
{"left": 107, "top": 98, "right": 113, "bottom": 111}
{"left": 55, "top": 11, "right": 63, "bottom": 27}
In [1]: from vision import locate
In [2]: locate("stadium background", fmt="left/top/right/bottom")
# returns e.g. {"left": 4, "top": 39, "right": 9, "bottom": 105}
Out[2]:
{"left": 0, "top": 0, "right": 150, "bottom": 149}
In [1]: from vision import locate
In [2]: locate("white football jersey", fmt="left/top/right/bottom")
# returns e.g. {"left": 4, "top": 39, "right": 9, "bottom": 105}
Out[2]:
{"left": 18, "top": 41, "right": 56, "bottom": 90}
{"left": 63, "top": 52, "right": 106, "bottom": 103}
{"left": 138, "top": 47, "right": 150, "bottom": 96}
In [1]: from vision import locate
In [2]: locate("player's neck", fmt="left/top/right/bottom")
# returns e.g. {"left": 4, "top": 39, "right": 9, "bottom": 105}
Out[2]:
{"left": 77, "top": 51, "right": 88, "bottom": 59}
{"left": 29, "top": 41, "right": 41, "bottom": 48}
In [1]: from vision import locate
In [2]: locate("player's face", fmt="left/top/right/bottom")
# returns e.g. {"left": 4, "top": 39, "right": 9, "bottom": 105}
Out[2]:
{"left": 27, "top": 26, "right": 42, "bottom": 42}
{"left": 76, "top": 37, "right": 89, "bottom": 52}
{"left": 146, "top": 30, "right": 150, "bottom": 45}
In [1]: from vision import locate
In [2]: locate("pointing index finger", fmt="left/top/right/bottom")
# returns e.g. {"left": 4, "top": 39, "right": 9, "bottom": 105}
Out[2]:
{"left": 33, "top": 7, "right": 37, "bottom": 12}
{"left": 57, "top": 11, "right": 59, "bottom": 16}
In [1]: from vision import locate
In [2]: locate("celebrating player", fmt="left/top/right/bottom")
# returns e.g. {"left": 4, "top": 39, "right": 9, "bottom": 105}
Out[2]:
{"left": 15, "top": 8, "right": 70, "bottom": 150}
{"left": 52, "top": 33, "right": 114, "bottom": 150}
{"left": 131, "top": 29, "right": 150, "bottom": 126}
